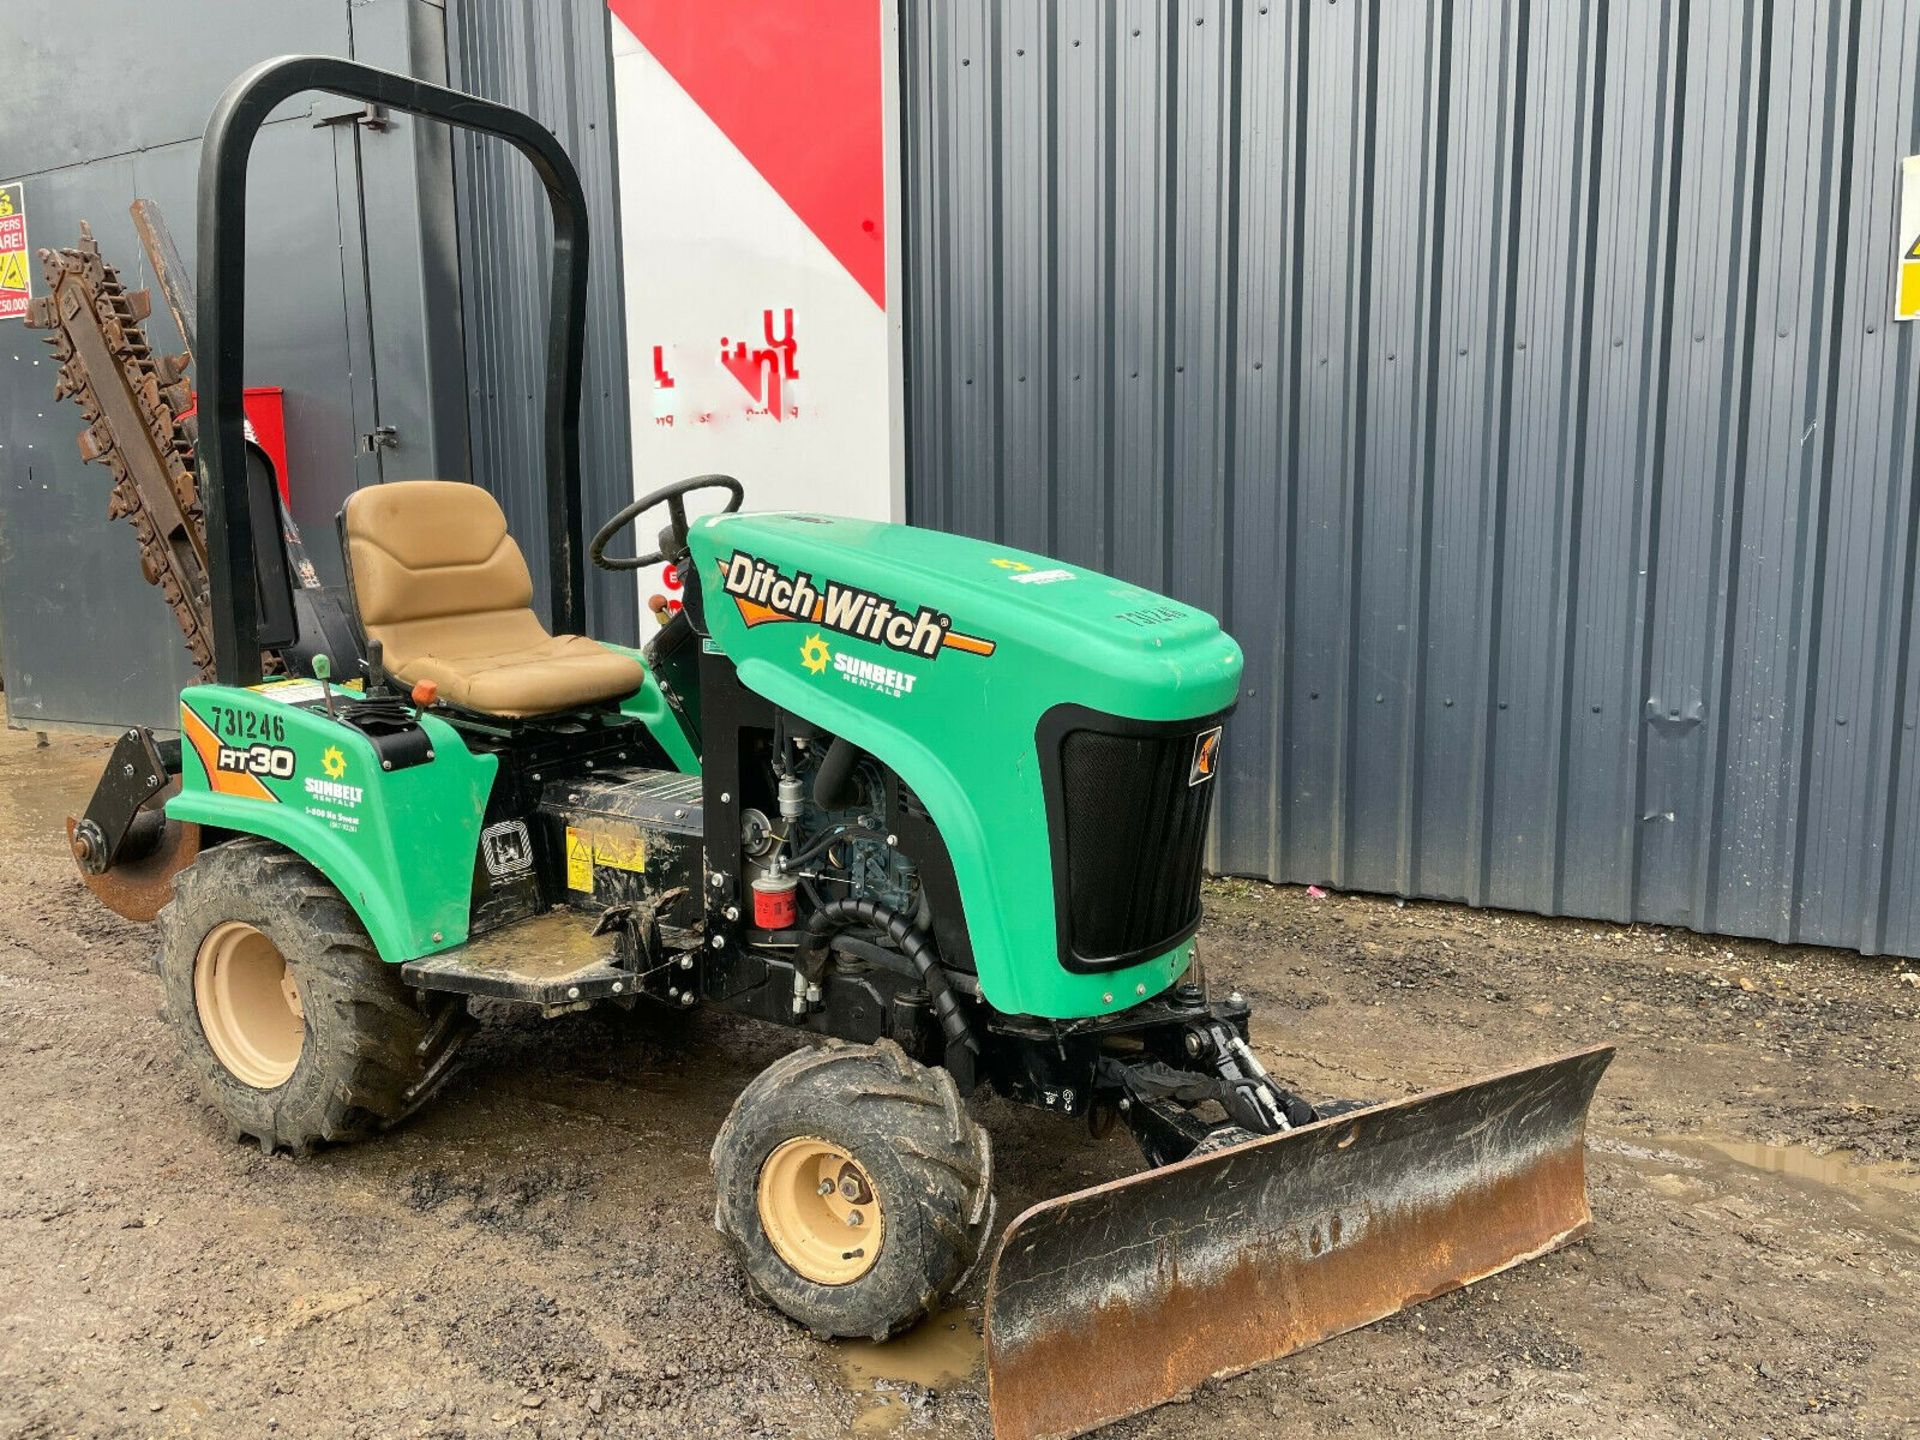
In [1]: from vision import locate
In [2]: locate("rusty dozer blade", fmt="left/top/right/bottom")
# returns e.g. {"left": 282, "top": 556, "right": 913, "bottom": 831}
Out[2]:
{"left": 67, "top": 812, "right": 201, "bottom": 924}
{"left": 985, "top": 1044, "right": 1614, "bottom": 1440}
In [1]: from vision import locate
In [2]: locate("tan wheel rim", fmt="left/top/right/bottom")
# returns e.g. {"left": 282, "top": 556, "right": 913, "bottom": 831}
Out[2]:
{"left": 757, "top": 1137, "right": 885, "bottom": 1285}
{"left": 193, "top": 921, "right": 305, "bottom": 1089}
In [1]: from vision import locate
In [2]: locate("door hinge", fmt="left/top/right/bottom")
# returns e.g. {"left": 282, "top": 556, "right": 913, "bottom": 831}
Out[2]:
{"left": 360, "top": 425, "right": 399, "bottom": 454}
{"left": 313, "top": 101, "right": 391, "bottom": 132}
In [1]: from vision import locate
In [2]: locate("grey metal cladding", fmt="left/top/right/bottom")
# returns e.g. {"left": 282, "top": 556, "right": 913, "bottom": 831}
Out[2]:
{"left": 446, "top": 0, "right": 637, "bottom": 643}
{"left": 901, "top": 0, "right": 1920, "bottom": 957}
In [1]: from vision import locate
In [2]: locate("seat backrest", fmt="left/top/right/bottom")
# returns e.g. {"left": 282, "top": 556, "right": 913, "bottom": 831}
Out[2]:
{"left": 342, "top": 480, "right": 550, "bottom": 668}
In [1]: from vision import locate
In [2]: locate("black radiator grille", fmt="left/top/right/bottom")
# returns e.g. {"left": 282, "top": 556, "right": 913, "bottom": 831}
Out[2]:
{"left": 1046, "top": 716, "right": 1221, "bottom": 969}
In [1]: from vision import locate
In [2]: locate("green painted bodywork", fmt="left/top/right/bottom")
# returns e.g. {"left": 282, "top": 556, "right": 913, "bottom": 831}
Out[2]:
{"left": 163, "top": 515, "right": 1237, "bottom": 1020}
{"left": 688, "top": 512, "right": 1244, "bottom": 1020}
{"left": 167, "top": 681, "right": 497, "bottom": 962}
{"left": 605, "top": 642, "right": 700, "bottom": 772}
{"left": 166, "top": 653, "right": 699, "bottom": 964}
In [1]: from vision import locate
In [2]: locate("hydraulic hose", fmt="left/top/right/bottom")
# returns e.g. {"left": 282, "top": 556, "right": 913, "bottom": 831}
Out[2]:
{"left": 812, "top": 735, "right": 863, "bottom": 810}
{"left": 799, "top": 898, "right": 976, "bottom": 1058}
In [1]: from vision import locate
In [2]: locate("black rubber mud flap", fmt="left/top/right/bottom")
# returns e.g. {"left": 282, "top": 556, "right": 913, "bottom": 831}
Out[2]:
{"left": 984, "top": 1044, "right": 1615, "bottom": 1440}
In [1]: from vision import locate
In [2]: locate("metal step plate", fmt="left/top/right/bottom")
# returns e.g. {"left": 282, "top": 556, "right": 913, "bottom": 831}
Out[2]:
{"left": 401, "top": 907, "right": 631, "bottom": 1010}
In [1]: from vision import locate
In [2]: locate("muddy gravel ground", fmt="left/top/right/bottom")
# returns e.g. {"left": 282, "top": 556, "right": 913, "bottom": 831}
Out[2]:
{"left": 2, "top": 717, "right": 1916, "bottom": 1440}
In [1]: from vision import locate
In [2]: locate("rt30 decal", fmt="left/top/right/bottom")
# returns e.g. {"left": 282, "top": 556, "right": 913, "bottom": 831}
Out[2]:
{"left": 179, "top": 704, "right": 280, "bottom": 804}
{"left": 216, "top": 742, "right": 296, "bottom": 779}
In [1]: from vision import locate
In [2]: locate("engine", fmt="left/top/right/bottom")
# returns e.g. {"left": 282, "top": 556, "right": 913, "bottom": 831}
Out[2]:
{"left": 739, "top": 730, "right": 921, "bottom": 928}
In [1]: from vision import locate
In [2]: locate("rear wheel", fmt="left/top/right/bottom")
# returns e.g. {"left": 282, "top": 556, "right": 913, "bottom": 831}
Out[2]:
{"left": 712, "top": 1039, "right": 993, "bottom": 1340}
{"left": 157, "top": 837, "right": 468, "bottom": 1153}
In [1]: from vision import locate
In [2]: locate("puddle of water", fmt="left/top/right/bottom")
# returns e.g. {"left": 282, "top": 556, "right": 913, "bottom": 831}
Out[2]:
{"left": 1694, "top": 1136, "right": 1920, "bottom": 1197}
{"left": 1650, "top": 1134, "right": 1920, "bottom": 1247}
{"left": 838, "top": 1306, "right": 982, "bottom": 1435}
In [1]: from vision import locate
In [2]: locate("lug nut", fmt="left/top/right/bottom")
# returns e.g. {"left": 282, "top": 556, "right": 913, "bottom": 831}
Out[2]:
{"left": 845, "top": 1209, "right": 864, "bottom": 1227}
{"left": 818, "top": 1179, "right": 835, "bottom": 1197}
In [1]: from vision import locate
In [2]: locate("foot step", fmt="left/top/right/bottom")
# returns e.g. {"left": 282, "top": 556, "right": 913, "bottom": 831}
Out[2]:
{"left": 401, "top": 907, "right": 632, "bottom": 1011}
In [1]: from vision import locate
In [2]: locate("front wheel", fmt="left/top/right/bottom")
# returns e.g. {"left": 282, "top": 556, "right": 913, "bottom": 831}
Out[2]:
{"left": 156, "top": 837, "right": 468, "bottom": 1154}
{"left": 711, "top": 1040, "right": 993, "bottom": 1340}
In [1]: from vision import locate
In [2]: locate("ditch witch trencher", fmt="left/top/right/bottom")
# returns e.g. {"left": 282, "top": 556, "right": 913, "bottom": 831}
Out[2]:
{"left": 59, "top": 56, "right": 1612, "bottom": 1440}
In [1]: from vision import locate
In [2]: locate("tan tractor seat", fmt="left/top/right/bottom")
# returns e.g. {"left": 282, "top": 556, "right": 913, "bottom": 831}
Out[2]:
{"left": 341, "top": 480, "right": 645, "bottom": 718}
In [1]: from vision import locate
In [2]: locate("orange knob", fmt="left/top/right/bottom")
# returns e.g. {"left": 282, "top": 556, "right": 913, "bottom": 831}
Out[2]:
{"left": 410, "top": 679, "right": 439, "bottom": 707}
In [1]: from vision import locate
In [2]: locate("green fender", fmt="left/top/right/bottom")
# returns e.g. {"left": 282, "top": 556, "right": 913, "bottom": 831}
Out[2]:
{"left": 166, "top": 683, "right": 496, "bottom": 962}
{"left": 690, "top": 512, "right": 1241, "bottom": 1020}
{"left": 604, "top": 642, "right": 700, "bottom": 773}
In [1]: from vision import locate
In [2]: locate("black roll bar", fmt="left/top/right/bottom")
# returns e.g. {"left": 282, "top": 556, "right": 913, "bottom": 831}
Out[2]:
{"left": 197, "top": 54, "right": 589, "bottom": 685}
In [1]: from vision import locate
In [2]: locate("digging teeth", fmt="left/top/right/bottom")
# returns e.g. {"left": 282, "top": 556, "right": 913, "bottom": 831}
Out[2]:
{"left": 24, "top": 223, "right": 215, "bottom": 682}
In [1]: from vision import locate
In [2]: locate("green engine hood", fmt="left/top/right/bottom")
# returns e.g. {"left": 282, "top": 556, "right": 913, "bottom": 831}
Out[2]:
{"left": 689, "top": 512, "right": 1243, "bottom": 1019}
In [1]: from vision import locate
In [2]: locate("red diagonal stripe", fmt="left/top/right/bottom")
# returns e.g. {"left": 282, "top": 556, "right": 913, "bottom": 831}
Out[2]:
{"left": 609, "top": 0, "right": 886, "bottom": 309}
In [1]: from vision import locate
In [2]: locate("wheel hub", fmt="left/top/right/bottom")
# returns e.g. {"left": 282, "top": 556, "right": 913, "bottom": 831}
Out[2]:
{"left": 193, "top": 920, "right": 305, "bottom": 1089}
{"left": 757, "top": 1137, "right": 885, "bottom": 1285}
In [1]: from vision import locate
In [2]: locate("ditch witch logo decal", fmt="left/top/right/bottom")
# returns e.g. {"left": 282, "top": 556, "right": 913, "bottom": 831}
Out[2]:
{"left": 1189, "top": 726, "right": 1223, "bottom": 786}
{"left": 720, "top": 551, "right": 996, "bottom": 659}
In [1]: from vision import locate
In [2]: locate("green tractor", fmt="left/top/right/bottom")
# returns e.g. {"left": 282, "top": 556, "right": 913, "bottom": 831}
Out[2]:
{"left": 67, "top": 57, "right": 1612, "bottom": 1440}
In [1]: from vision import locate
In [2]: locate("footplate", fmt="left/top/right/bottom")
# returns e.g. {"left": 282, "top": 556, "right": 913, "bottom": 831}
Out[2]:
{"left": 401, "top": 907, "right": 632, "bottom": 1014}
{"left": 984, "top": 1044, "right": 1615, "bottom": 1440}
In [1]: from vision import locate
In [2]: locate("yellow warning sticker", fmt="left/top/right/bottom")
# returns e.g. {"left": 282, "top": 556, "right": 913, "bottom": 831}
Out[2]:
{"left": 565, "top": 828, "right": 593, "bottom": 891}
{"left": 1898, "top": 156, "right": 1920, "bottom": 323}
{"left": 563, "top": 825, "right": 647, "bottom": 891}
{"left": 594, "top": 832, "right": 648, "bottom": 875}
{"left": 0, "top": 182, "right": 30, "bottom": 323}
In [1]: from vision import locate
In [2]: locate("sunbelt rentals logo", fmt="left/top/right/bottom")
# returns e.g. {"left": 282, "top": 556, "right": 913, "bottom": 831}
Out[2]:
{"left": 798, "top": 632, "right": 919, "bottom": 699}
{"left": 304, "top": 745, "right": 362, "bottom": 808}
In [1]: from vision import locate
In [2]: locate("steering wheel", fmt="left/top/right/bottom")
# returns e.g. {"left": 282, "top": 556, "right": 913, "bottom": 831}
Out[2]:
{"left": 590, "top": 473, "right": 745, "bottom": 571}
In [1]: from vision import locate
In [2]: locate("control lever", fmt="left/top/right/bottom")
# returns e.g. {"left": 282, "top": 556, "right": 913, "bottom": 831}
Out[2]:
{"left": 366, "top": 636, "right": 387, "bottom": 693}
{"left": 311, "top": 652, "right": 337, "bottom": 720}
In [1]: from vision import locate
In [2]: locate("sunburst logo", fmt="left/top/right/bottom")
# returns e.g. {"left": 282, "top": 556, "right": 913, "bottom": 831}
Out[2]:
{"left": 800, "top": 633, "right": 832, "bottom": 675}
{"left": 321, "top": 745, "right": 348, "bottom": 780}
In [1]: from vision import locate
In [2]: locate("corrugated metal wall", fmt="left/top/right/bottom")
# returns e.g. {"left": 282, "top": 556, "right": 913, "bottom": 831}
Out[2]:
{"left": 446, "top": 0, "right": 638, "bottom": 642}
{"left": 901, "top": 0, "right": 1920, "bottom": 957}
{"left": 0, "top": 0, "right": 467, "bottom": 730}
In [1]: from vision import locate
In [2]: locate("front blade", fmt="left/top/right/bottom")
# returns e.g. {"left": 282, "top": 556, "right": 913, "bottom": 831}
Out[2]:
{"left": 985, "top": 1044, "right": 1614, "bottom": 1440}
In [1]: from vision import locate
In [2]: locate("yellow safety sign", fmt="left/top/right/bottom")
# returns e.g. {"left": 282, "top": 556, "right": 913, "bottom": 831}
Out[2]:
{"left": 564, "top": 825, "right": 647, "bottom": 891}
{"left": 1898, "top": 157, "right": 1920, "bottom": 323}
{"left": 0, "top": 182, "right": 28, "bottom": 322}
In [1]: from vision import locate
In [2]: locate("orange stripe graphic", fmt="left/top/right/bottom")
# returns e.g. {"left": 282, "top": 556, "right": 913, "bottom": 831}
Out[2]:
{"left": 940, "top": 632, "right": 997, "bottom": 657}
{"left": 728, "top": 591, "right": 995, "bottom": 657}
{"left": 179, "top": 704, "right": 277, "bottom": 803}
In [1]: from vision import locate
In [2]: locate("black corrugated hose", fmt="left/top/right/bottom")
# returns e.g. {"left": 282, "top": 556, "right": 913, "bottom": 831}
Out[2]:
{"left": 799, "top": 897, "right": 976, "bottom": 1062}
